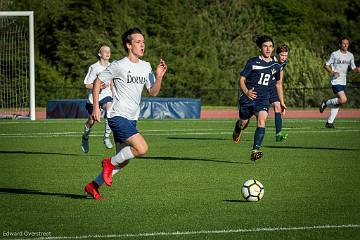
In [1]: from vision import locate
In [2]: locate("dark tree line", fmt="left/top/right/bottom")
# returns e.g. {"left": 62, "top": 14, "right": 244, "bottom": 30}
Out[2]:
{"left": 1, "top": 0, "right": 359, "bottom": 107}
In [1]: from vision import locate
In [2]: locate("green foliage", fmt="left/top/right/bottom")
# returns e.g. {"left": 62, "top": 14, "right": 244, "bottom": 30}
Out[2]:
{"left": 2, "top": 0, "right": 360, "bottom": 107}
{"left": 284, "top": 41, "right": 329, "bottom": 107}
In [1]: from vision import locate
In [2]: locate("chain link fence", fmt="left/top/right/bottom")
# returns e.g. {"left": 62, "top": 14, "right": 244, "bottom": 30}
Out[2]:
{"left": 36, "top": 82, "right": 360, "bottom": 108}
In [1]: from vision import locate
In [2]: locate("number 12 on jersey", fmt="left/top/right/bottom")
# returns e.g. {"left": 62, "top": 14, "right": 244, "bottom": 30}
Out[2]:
{"left": 258, "top": 73, "right": 270, "bottom": 86}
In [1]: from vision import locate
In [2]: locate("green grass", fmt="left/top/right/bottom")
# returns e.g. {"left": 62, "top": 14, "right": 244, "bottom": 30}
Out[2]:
{"left": 0, "top": 118, "right": 360, "bottom": 240}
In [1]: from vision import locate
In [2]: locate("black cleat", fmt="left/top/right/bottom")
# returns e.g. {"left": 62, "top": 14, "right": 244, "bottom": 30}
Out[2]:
{"left": 325, "top": 122, "right": 335, "bottom": 128}
{"left": 250, "top": 149, "right": 263, "bottom": 161}
{"left": 319, "top": 100, "right": 327, "bottom": 113}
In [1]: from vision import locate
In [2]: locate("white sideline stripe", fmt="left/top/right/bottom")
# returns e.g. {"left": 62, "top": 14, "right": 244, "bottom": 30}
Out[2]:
{"left": 0, "top": 129, "right": 360, "bottom": 138}
{"left": 10, "top": 224, "right": 360, "bottom": 240}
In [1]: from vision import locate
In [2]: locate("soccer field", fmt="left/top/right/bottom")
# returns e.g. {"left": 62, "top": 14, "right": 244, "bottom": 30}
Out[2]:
{"left": 0, "top": 118, "right": 360, "bottom": 240}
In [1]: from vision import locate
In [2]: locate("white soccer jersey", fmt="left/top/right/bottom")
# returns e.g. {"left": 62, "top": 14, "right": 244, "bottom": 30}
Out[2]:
{"left": 84, "top": 61, "right": 112, "bottom": 104}
{"left": 326, "top": 49, "right": 356, "bottom": 85}
{"left": 98, "top": 57, "right": 155, "bottom": 120}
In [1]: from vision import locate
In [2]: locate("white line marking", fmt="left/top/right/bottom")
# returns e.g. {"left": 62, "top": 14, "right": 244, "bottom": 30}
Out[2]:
{"left": 9, "top": 224, "right": 360, "bottom": 240}
{"left": 0, "top": 128, "right": 360, "bottom": 138}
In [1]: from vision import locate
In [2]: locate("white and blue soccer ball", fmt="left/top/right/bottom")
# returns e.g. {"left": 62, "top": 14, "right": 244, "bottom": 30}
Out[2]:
{"left": 241, "top": 179, "right": 264, "bottom": 202}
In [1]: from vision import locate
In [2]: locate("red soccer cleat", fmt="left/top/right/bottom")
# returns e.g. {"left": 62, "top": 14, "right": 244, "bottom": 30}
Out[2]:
{"left": 84, "top": 181, "right": 102, "bottom": 200}
{"left": 102, "top": 157, "right": 115, "bottom": 187}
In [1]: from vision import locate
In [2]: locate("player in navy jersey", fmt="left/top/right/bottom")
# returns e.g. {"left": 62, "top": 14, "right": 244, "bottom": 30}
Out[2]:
{"left": 232, "top": 35, "right": 281, "bottom": 161}
{"left": 270, "top": 45, "right": 289, "bottom": 142}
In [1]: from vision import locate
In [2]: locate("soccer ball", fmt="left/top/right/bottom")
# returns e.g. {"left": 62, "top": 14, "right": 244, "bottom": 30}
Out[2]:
{"left": 241, "top": 179, "right": 264, "bottom": 202}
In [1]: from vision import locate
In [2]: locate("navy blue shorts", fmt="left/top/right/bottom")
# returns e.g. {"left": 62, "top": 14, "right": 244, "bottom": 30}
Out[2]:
{"left": 85, "top": 96, "right": 113, "bottom": 115}
{"left": 108, "top": 116, "right": 138, "bottom": 143}
{"left": 332, "top": 85, "right": 346, "bottom": 94}
{"left": 238, "top": 95, "right": 269, "bottom": 120}
{"left": 269, "top": 86, "right": 280, "bottom": 103}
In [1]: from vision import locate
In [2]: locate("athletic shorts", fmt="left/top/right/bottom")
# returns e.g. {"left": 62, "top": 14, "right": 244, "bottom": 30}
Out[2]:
{"left": 332, "top": 85, "right": 346, "bottom": 94}
{"left": 269, "top": 86, "right": 280, "bottom": 104}
{"left": 238, "top": 95, "right": 269, "bottom": 120}
{"left": 85, "top": 96, "right": 113, "bottom": 115}
{"left": 108, "top": 116, "right": 138, "bottom": 143}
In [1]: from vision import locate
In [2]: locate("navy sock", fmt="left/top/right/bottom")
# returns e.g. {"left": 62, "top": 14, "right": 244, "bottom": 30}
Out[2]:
{"left": 234, "top": 120, "right": 240, "bottom": 132}
{"left": 275, "top": 112, "right": 282, "bottom": 135}
{"left": 253, "top": 127, "right": 265, "bottom": 150}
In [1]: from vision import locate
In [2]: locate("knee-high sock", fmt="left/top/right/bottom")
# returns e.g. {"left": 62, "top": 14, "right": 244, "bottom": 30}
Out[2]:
{"left": 328, "top": 107, "right": 339, "bottom": 124}
{"left": 325, "top": 98, "right": 339, "bottom": 108}
{"left": 104, "top": 119, "right": 112, "bottom": 138}
{"left": 94, "top": 168, "right": 121, "bottom": 187}
{"left": 253, "top": 127, "right": 265, "bottom": 150}
{"left": 111, "top": 146, "right": 134, "bottom": 166}
{"left": 274, "top": 112, "right": 282, "bottom": 135}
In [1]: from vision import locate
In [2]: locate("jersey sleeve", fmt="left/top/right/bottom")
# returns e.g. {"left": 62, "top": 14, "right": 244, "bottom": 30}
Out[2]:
{"left": 145, "top": 63, "right": 154, "bottom": 90}
{"left": 83, "top": 65, "right": 96, "bottom": 84}
{"left": 325, "top": 52, "right": 335, "bottom": 66}
{"left": 240, "top": 59, "right": 252, "bottom": 78}
{"left": 98, "top": 62, "right": 116, "bottom": 85}
{"left": 350, "top": 53, "right": 356, "bottom": 70}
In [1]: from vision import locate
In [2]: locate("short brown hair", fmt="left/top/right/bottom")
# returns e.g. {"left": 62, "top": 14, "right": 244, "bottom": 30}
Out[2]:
{"left": 339, "top": 36, "right": 350, "bottom": 44}
{"left": 276, "top": 44, "right": 290, "bottom": 55}
{"left": 121, "top": 28, "right": 143, "bottom": 53}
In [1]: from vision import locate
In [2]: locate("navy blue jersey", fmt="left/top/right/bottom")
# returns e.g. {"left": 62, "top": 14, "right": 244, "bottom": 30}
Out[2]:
{"left": 280, "top": 60, "right": 287, "bottom": 71}
{"left": 274, "top": 56, "right": 288, "bottom": 71}
{"left": 270, "top": 57, "right": 287, "bottom": 86}
{"left": 240, "top": 56, "right": 281, "bottom": 100}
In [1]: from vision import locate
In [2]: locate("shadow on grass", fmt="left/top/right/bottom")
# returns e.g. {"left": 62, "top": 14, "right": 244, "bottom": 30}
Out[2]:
{"left": 0, "top": 150, "right": 98, "bottom": 157}
{"left": 167, "top": 136, "right": 251, "bottom": 142}
{"left": 264, "top": 145, "right": 360, "bottom": 151}
{"left": 0, "top": 188, "right": 88, "bottom": 200}
{"left": 168, "top": 136, "right": 228, "bottom": 141}
{"left": 139, "top": 156, "right": 252, "bottom": 164}
{"left": 223, "top": 199, "right": 249, "bottom": 203}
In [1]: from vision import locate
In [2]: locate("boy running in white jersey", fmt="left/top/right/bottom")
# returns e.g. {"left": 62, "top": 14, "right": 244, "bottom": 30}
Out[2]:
{"left": 320, "top": 36, "right": 360, "bottom": 128}
{"left": 84, "top": 28, "right": 167, "bottom": 199}
{"left": 82, "top": 44, "right": 113, "bottom": 153}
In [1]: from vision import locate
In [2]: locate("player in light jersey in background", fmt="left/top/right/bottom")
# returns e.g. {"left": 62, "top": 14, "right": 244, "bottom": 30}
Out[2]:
{"left": 81, "top": 44, "right": 113, "bottom": 153}
{"left": 84, "top": 28, "right": 167, "bottom": 199}
{"left": 320, "top": 36, "right": 360, "bottom": 128}
{"left": 270, "top": 44, "right": 289, "bottom": 142}
{"left": 232, "top": 35, "right": 281, "bottom": 161}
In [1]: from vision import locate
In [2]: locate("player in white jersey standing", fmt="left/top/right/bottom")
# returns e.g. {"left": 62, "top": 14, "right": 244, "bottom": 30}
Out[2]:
{"left": 84, "top": 28, "right": 167, "bottom": 199}
{"left": 81, "top": 44, "right": 113, "bottom": 153}
{"left": 320, "top": 36, "right": 360, "bottom": 128}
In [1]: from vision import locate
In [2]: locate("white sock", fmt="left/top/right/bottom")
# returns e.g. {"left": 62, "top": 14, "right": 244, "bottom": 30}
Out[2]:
{"left": 328, "top": 107, "right": 339, "bottom": 124}
{"left": 83, "top": 124, "right": 91, "bottom": 138}
{"left": 325, "top": 98, "right": 339, "bottom": 108}
{"left": 104, "top": 119, "right": 112, "bottom": 138}
{"left": 94, "top": 168, "right": 121, "bottom": 186}
{"left": 111, "top": 146, "right": 134, "bottom": 166}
